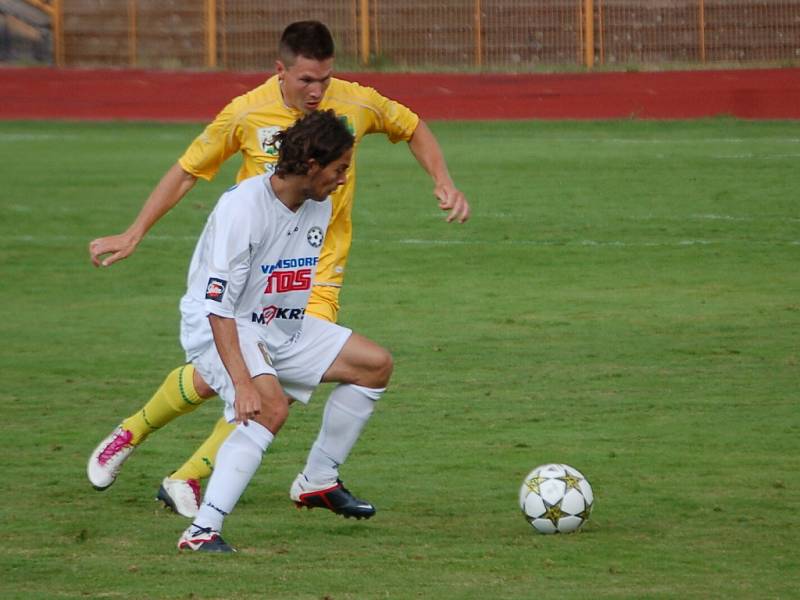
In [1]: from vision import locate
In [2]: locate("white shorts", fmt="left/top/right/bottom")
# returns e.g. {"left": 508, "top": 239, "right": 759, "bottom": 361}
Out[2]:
{"left": 189, "top": 315, "right": 351, "bottom": 422}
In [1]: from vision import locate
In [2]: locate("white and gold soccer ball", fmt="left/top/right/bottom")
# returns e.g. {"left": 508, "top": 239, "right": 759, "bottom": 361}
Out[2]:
{"left": 519, "top": 463, "right": 594, "bottom": 534}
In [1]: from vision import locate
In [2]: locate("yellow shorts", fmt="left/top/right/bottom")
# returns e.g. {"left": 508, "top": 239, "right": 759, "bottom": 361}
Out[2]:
{"left": 306, "top": 285, "right": 341, "bottom": 323}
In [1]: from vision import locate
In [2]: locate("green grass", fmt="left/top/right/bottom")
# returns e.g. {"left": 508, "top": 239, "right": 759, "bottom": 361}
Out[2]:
{"left": 1, "top": 118, "right": 798, "bottom": 599}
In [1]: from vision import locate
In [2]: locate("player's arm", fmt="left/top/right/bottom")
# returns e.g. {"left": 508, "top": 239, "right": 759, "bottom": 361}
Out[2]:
{"left": 89, "top": 162, "right": 198, "bottom": 267}
{"left": 90, "top": 98, "right": 244, "bottom": 268}
{"left": 203, "top": 187, "right": 275, "bottom": 425}
{"left": 407, "top": 120, "right": 471, "bottom": 224}
{"left": 207, "top": 314, "right": 262, "bottom": 425}
{"left": 355, "top": 81, "right": 470, "bottom": 224}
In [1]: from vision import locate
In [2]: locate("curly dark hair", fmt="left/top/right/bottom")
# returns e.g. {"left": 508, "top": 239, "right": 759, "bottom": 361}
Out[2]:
{"left": 272, "top": 110, "right": 354, "bottom": 177}
{"left": 279, "top": 21, "right": 335, "bottom": 64}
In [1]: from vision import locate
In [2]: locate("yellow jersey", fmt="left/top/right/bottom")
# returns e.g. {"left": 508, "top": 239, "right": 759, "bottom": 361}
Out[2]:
{"left": 178, "top": 75, "right": 420, "bottom": 321}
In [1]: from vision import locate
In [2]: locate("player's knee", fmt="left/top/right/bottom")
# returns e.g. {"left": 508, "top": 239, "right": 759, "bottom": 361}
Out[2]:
{"left": 371, "top": 346, "right": 393, "bottom": 388}
{"left": 191, "top": 368, "right": 216, "bottom": 399}
{"left": 258, "top": 395, "right": 290, "bottom": 433}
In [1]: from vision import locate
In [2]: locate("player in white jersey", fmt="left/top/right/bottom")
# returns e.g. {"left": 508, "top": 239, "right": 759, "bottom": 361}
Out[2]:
{"left": 181, "top": 172, "right": 328, "bottom": 351}
{"left": 178, "top": 112, "right": 393, "bottom": 552}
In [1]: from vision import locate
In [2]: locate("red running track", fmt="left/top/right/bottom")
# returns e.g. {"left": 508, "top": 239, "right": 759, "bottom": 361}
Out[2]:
{"left": 1, "top": 66, "right": 799, "bottom": 121}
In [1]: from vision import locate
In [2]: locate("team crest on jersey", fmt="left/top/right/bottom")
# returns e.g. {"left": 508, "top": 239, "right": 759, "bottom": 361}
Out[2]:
{"left": 205, "top": 278, "right": 227, "bottom": 302}
{"left": 307, "top": 226, "right": 324, "bottom": 248}
{"left": 257, "top": 126, "right": 282, "bottom": 156}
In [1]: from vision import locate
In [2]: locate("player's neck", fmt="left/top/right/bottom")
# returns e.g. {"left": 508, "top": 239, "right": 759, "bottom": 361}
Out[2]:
{"left": 269, "top": 174, "right": 306, "bottom": 212}
{"left": 278, "top": 80, "right": 300, "bottom": 113}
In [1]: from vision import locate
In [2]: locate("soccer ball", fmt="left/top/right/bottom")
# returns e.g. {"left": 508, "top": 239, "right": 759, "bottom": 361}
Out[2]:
{"left": 519, "top": 463, "right": 594, "bottom": 534}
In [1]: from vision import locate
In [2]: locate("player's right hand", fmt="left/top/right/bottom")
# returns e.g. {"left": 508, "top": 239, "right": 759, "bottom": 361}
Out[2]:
{"left": 89, "top": 232, "right": 139, "bottom": 267}
{"left": 233, "top": 381, "right": 262, "bottom": 426}
{"left": 434, "top": 182, "right": 471, "bottom": 224}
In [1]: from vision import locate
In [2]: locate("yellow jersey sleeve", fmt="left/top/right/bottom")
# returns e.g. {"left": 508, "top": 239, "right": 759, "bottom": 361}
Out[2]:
{"left": 178, "top": 100, "right": 244, "bottom": 182}
{"left": 364, "top": 87, "right": 420, "bottom": 142}
{"left": 326, "top": 79, "right": 420, "bottom": 144}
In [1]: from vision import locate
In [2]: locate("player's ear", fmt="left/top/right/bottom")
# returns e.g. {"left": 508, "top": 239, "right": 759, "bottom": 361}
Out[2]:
{"left": 275, "top": 60, "right": 286, "bottom": 80}
{"left": 304, "top": 158, "right": 321, "bottom": 176}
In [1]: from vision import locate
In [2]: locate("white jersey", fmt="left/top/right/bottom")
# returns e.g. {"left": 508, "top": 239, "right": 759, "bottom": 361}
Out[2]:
{"left": 180, "top": 174, "right": 331, "bottom": 361}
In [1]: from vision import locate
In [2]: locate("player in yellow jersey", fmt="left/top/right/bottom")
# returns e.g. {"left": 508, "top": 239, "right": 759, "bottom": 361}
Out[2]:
{"left": 86, "top": 21, "right": 470, "bottom": 518}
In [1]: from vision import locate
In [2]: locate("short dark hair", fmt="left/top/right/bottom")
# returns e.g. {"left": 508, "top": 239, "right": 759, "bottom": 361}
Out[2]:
{"left": 279, "top": 21, "right": 335, "bottom": 64}
{"left": 272, "top": 110, "right": 354, "bottom": 177}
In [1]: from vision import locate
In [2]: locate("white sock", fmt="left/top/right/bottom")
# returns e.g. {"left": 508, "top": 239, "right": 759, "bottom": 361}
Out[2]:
{"left": 302, "top": 384, "right": 383, "bottom": 486}
{"left": 192, "top": 421, "right": 274, "bottom": 532}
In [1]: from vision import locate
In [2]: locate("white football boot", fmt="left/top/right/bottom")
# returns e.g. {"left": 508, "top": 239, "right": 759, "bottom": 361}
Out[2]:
{"left": 178, "top": 524, "right": 236, "bottom": 553}
{"left": 156, "top": 477, "right": 201, "bottom": 518}
{"left": 86, "top": 425, "right": 136, "bottom": 490}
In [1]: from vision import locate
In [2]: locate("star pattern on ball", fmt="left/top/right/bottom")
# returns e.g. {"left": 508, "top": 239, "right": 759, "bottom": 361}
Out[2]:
{"left": 524, "top": 475, "right": 546, "bottom": 495}
{"left": 558, "top": 474, "right": 582, "bottom": 490}
{"left": 543, "top": 503, "right": 565, "bottom": 525}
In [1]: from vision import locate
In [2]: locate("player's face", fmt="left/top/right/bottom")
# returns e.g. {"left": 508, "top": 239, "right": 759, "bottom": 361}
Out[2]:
{"left": 306, "top": 148, "right": 353, "bottom": 201}
{"left": 276, "top": 55, "right": 334, "bottom": 114}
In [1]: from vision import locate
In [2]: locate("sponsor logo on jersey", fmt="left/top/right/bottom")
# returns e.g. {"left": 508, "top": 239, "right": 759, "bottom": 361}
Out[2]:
{"left": 264, "top": 268, "right": 312, "bottom": 294}
{"left": 205, "top": 277, "right": 227, "bottom": 302}
{"left": 307, "top": 226, "right": 324, "bottom": 248}
{"left": 257, "top": 126, "right": 282, "bottom": 156}
{"left": 252, "top": 305, "right": 306, "bottom": 326}
{"left": 261, "top": 256, "right": 319, "bottom": 274}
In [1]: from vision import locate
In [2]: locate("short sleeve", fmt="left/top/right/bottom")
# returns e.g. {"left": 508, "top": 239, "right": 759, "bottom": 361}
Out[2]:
{"left": 179, "top": 101, "right": 243, "bottom": 182}
{"left": 357, "top": 84, "right": 420, "bottom": 143}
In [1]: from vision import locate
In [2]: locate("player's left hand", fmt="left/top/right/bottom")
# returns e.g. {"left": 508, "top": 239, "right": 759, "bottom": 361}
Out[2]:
{"left": 434, "top": 182, "right": 470, "bottom": 223}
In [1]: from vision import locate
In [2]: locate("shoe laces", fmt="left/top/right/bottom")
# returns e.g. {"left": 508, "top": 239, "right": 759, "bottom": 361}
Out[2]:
{"left": 189, "top": 524, "right": 216, "bottom": 540}
{"left": 98, "top": 428, "right": 133, "bottom": 466}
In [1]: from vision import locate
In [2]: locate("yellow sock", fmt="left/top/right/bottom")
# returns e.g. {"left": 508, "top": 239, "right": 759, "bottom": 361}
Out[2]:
{"left": 121, "top": 364, "right": 207, "bottom": 445}
{"left": 170, "top": 417, "right": 236, "bottom": 481}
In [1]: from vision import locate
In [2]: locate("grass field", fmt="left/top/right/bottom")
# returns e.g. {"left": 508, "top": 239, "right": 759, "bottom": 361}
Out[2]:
{"left": 1, "top": 118, "right": 798, "bottom": 599}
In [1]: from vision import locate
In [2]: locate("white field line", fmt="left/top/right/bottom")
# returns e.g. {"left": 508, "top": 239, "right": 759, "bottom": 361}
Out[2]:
{"left": 472, "top": 213, "right": 800, "bottom": 223}
{"left": 8, "top": 235, "right": 799, "bottom": 247}
{"left": 689, "top": 214, "right": 800, "bottom": 223}
{"left": 710, "top": 153, "right": 800, "bottom": 159}
{"left": 527, "top": 138, "right": 800, "bottom": 145}
{"left": 0, "top": 133, "right": 81, "bottom": 141}
{"left": 0, "top": 132, "right": 190, "bottom": 142}
{"left": 371, "top": 238, "right": 800, "bottom": 247}
{"left": 7, "top": 205, "right": 797, "bottom": 224}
